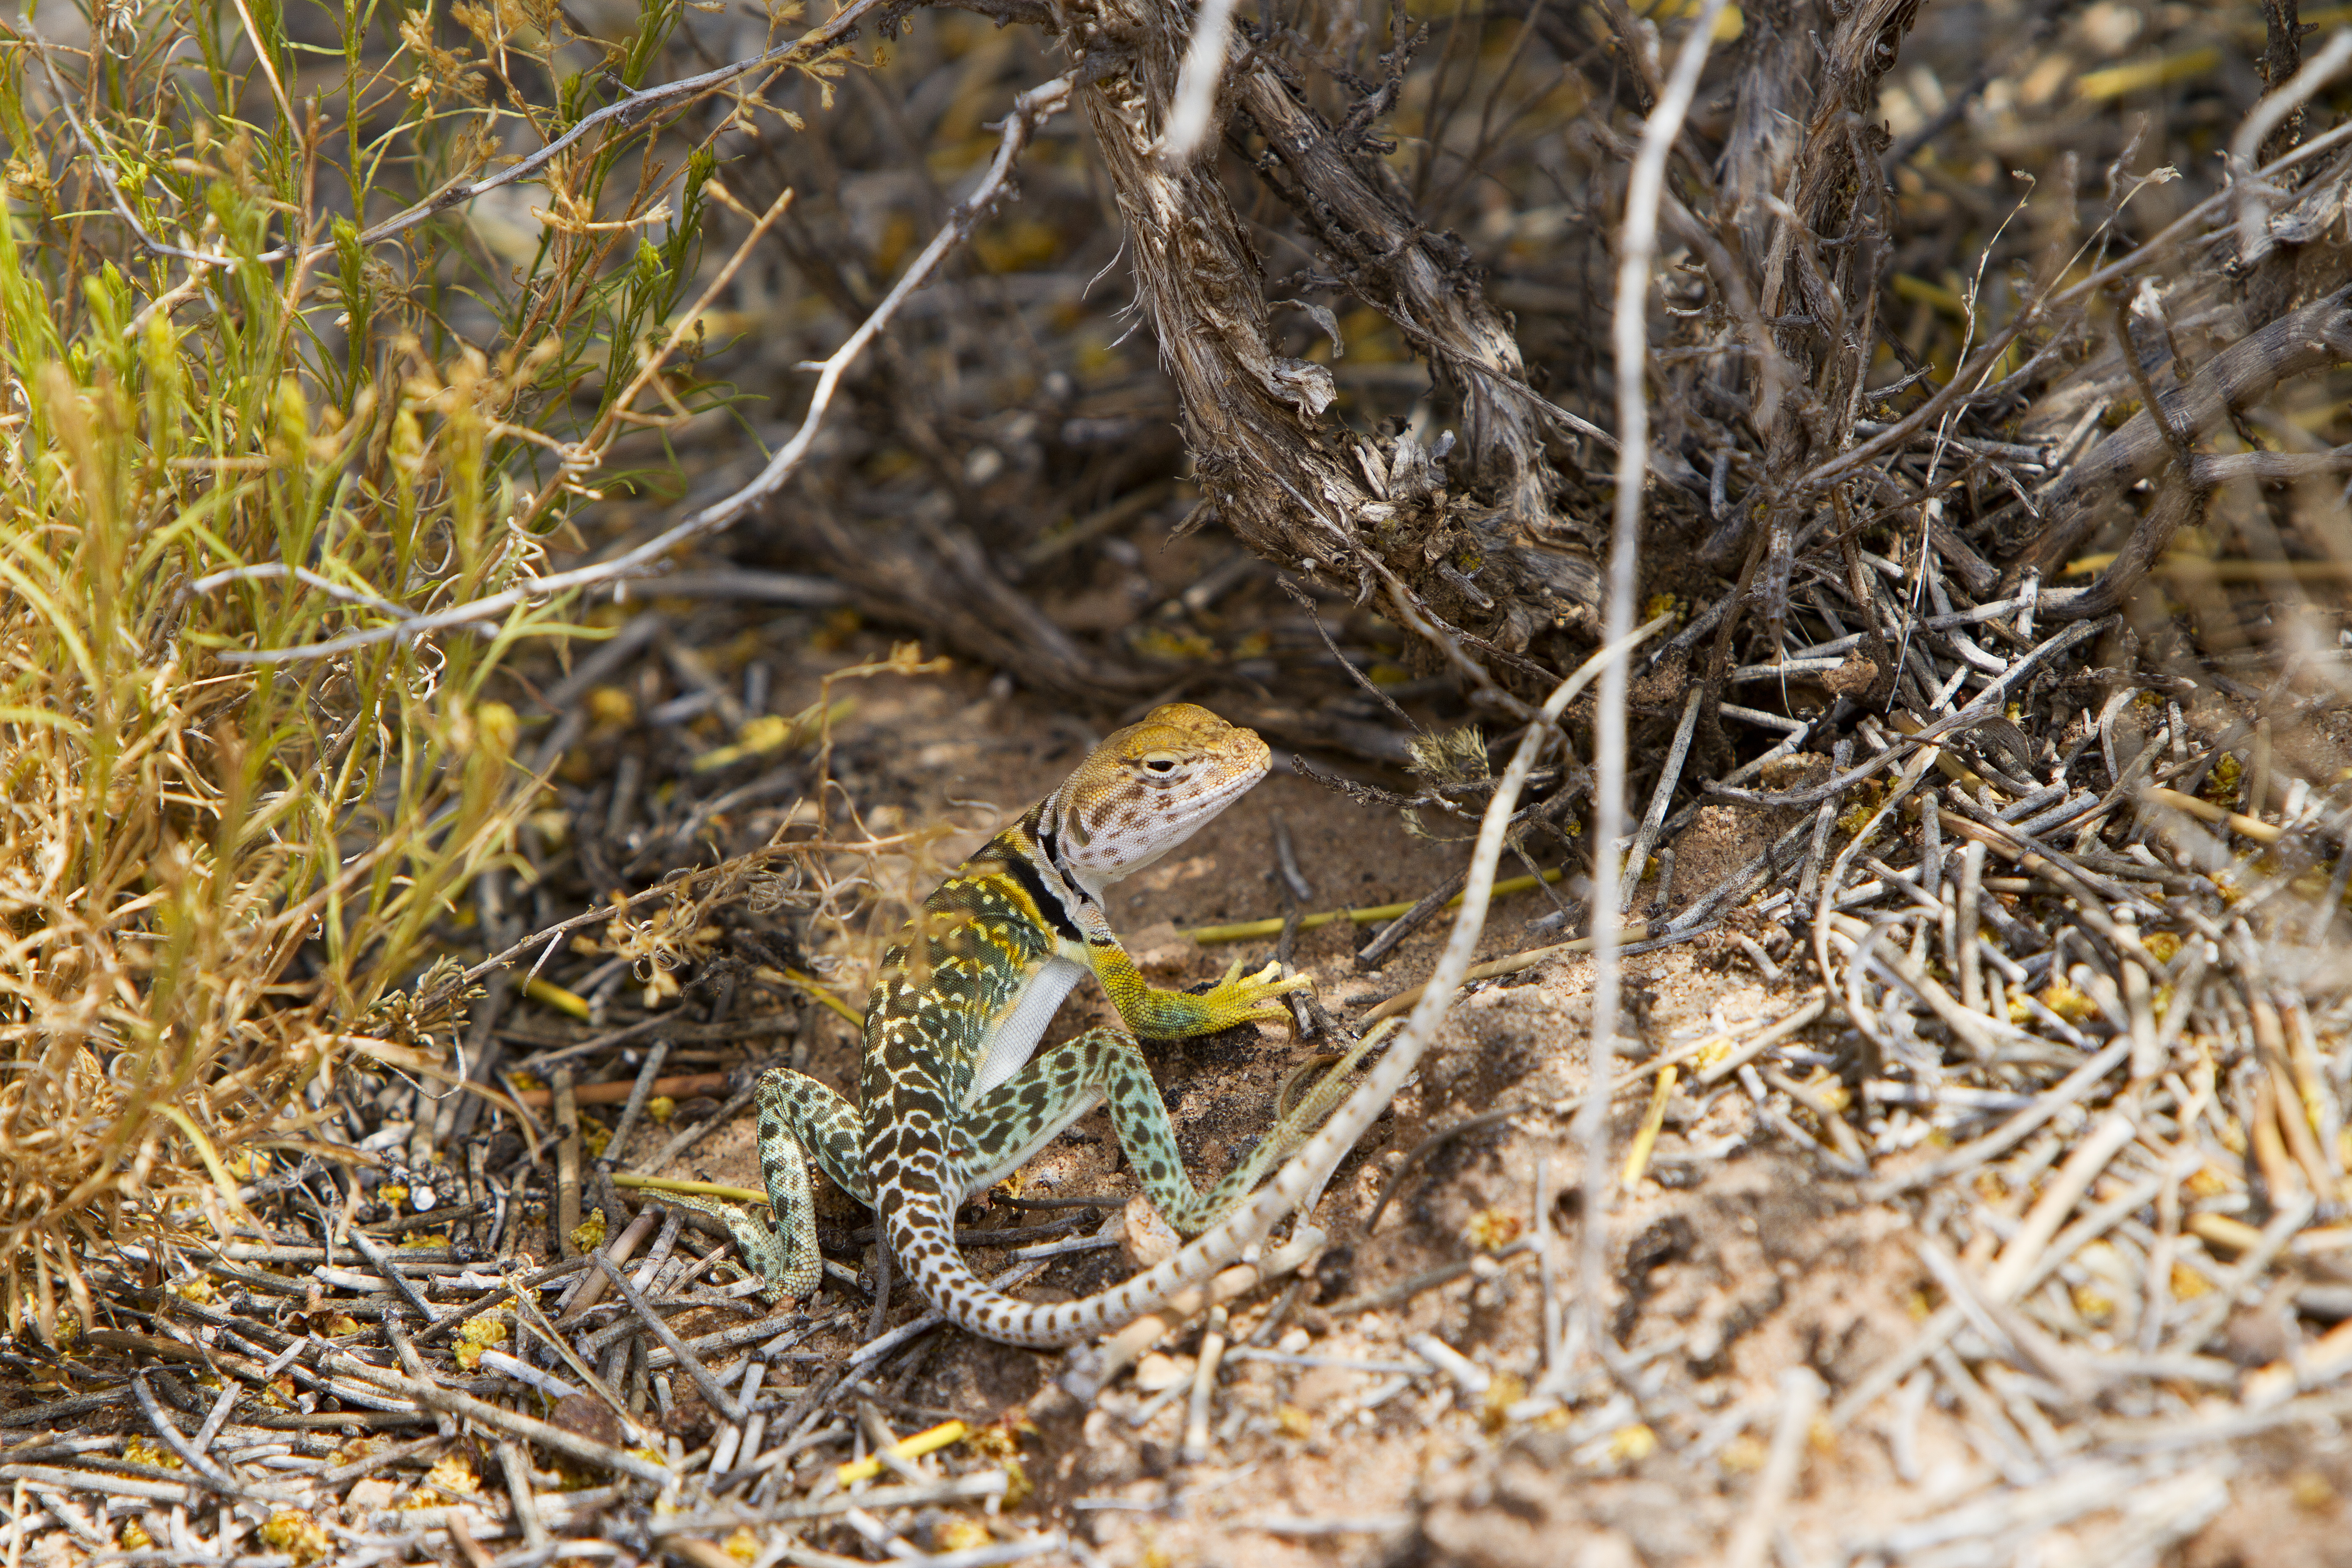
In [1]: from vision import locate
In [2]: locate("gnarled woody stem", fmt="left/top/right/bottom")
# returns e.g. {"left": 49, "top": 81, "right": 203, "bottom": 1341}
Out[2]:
{"left": 1061, "top": 1, "right": 1601, "bottom": 658}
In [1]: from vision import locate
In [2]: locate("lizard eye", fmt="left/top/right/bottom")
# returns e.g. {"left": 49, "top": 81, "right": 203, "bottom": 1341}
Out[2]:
{"left": 1141, "top": 754, "right": 1179, "bottom": 775}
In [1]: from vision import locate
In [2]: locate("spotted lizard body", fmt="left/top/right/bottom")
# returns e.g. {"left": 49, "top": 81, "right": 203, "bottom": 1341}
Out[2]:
{"left": 684, "top": 703, "right": 1361, "bottom": 1347}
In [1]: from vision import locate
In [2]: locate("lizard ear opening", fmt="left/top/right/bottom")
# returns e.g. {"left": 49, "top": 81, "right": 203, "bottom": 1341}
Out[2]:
{"left": 1066, "top": 815, "right": 1092, "bottom": 848}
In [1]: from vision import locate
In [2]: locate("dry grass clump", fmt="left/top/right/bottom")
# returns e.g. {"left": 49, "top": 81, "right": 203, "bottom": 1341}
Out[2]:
{"left": 0, "top": 0, "right": 760, "bottom": 1337}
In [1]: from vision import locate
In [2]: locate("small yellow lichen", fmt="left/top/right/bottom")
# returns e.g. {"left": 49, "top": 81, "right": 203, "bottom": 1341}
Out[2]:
{"left": 2142, "top": 931, "right": 2181, "bottom": 966}
{"left": 2202, "top": 753, "right": 2243, "bottom": 807}
{"left": 1718, "top": 1435, "right": 1769, "bottom": 1472}
{"left": 1275, "top": 1403, "right": 1311, "bottom": 1439}
{"left": 2040, "top": 982, "right": 2098, "bottom": 1024}
{"left": 2171, "top": 1263, "right": 2213, "bottom": 1300}
{"left": 454, "top": 1311, "right": 509, "bottom": 1370}
{"left": 334, "top": 1436, "right": 389, "bottom": 1468}
{"left": 123, "top": 1436, "right": 182, "bottom": 1470}
{"left": 2185, "top": 1162, "right": 2233, "bottom": 1199}
{"left": 571, "top": 1209, "right": 610, "bottom": 1254}
{"left": 378, "top": 1184, "right": 409, "bottom": 1210}
{"left": 997, "top": 1455, "right": 1032, "bottom": 1509}
{"left": 934, "top": 1520, "right": 994, "bottom": 1553}
{"left": 1481, "top": 1372, "right": 1529, "bottom": 1436}
{"left": 1608, "top": 1423, "right": 1658, "bottom": 1463}
{"left": 261, "top": 1510, "right": 332, "bottom": 1567}
{"left": 586, "top": 685, "right": 635, "bottom": 729}
{"left": 962, "top": 1421, "right": 1027, "bottom": 1460}
{"left": 1465, "top": 1207, "right": 1524, "bottom": 1253}
{"left": 723, "top": 1529, "right": 761, "bottom": 1562}
{"left": 2071, "top": 1284, "right": 2115, "bottom": 1324}
{"left": 1796, "top": 1069, "right": 1849, "bottom": 1113}
{"left": 425, "top": 1451, "right": 481, "bottom": 1499}
{"left": 580, "top": 1118, "right": 612, "bottom": 1158}
{"left": 647, "top": 1095, "right": 676, "bottom": 1124}
{"left": 119, "top": 1519, "right": 155, "bottom": 1550}
{"left": 168, "top": 1274, "right": 217, "bottom": 1306}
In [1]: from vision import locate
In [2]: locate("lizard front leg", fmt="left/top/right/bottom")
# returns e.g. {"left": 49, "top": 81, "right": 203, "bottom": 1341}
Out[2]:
{"left": 1086, "top": 942, "right": 1313, "bottom": 1041}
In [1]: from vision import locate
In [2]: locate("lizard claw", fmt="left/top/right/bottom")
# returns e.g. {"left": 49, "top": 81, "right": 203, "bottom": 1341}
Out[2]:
{"left": 1209, "top": 958, "right": 1314, "bottom": 1025}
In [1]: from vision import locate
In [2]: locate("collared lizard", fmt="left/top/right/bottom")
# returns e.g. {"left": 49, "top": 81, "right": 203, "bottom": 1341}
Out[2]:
{"left": 680, "top": 703, "right": 1370, "bottom": 1348}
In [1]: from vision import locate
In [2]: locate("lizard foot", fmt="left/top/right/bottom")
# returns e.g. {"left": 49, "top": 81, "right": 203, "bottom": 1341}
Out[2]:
{"left": 1199, "top": 957, "right": 1314, "bottom": 1027}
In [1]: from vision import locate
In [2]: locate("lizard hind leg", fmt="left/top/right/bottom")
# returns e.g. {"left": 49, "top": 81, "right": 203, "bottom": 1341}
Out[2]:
{"left": 667, "top": 1068, "right": 866, "bottom": 1305}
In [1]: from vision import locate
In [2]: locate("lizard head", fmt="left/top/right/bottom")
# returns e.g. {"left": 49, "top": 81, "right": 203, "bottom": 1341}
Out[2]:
{"left": 1041, "top": 703, "right": 1271, "bottom": 891}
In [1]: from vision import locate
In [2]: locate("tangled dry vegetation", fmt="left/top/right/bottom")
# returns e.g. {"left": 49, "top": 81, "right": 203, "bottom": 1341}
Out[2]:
{"left": 8, "top": 0, "right": 2352, "bottom": 1562}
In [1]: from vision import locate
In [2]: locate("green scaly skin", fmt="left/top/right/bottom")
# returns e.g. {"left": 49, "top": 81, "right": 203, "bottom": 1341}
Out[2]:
{"left": 670, "top": 705, "right": 1364, "bottom": 1347}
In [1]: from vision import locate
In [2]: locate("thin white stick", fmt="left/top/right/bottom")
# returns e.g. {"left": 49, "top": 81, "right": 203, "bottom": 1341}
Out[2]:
{"left": 1579, "top": 0, "right": 1731, "bottom": 1361}
{"left": 1159, "top": 0, "right": 1242, "bottom": 166}
{"left": 1724, "top": 1366, "right": 1823, "bottom": 1568}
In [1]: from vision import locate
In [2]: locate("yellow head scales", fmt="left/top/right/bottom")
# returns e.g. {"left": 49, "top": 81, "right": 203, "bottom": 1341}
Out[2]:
{"left": 1041, "top": 703, "right": 1271, "bottom": 892}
